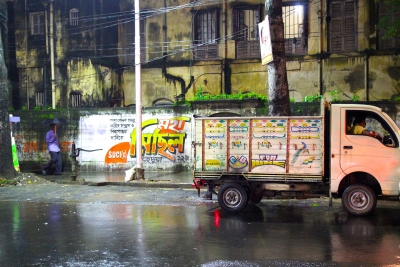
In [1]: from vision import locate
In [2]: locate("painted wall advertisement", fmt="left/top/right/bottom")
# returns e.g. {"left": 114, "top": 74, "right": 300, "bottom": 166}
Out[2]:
{"left": 76, "top": 114, "right": 193, "bottom": 170}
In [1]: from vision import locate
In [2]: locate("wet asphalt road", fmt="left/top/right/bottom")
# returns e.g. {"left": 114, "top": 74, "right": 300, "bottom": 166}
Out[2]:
{"left": 1, "top": 182, "right": 400, "bottom": 266}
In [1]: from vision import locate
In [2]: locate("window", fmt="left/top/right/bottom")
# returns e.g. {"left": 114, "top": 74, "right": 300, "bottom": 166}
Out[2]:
{"left": 30, "top": 12, "right": 45, "bottom": 35}
{"left": 35, "top": 91, "right": 45, "bottom": 107}
{"left": 69, "top": 8, "right": 79, "bottom": 26}
{"left": 193, "top": 9, "right": 219, "bottom": 60}
{"left": 232, "top": 4, "right": 307, "bottom": 58}
{"left": 378, "top": 1, "right": 400, "bottom": 50}
{"left": 122, "top": 18, "right": 146, "bottom": 65}
{"left": 346, "top": 110, "right": 398, "bottom": 147}
{"left": 232, "top": 6, "right": 261, "bottom": 58}
{"left": 328, "top": 0, "right": 357, "bottom": 52}
{"left": 283, "top": 4, "right": 307, "bottom": 55}
{"left": 70, "top": 92, "right": 81, "bottom": 107}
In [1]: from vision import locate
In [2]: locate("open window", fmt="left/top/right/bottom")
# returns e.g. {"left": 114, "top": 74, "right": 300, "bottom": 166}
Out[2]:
{"left": 121, "top": 16, "right": 146, "bottom": 64}
{"left": 378, "top": 0, "right": 400, "bottom": 50}
{"left": 69, "top": 8, "right": 79, "bottom": 26}
{"left": 283, "top": 3, "right": 308, "bottom": 55}
{"left": 70, "top": 92, "right": 82, "bottom": 108}
{"left": 192, "top": 9, "right": 219, "bottom": 60}
{"left": 346, "top": 110, "right": 398, "bottom": 147}
{"left": 30, "top": 12, "right": 45, "bottom": 35}
{"left": 232, "top": 5, "right": 262, "bottom": 58}
{"left": 35, "top": 91, "right": 45, "bottom": 107}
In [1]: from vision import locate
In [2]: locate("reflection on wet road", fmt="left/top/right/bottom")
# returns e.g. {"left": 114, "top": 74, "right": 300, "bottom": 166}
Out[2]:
{"left": 0, "top": 199, "right": 399, "bottom": 266}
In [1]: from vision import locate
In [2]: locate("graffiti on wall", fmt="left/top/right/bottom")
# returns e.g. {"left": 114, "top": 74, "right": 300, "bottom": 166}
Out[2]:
{"left": 13, "top": 130, "right": 73, "bottom": 160}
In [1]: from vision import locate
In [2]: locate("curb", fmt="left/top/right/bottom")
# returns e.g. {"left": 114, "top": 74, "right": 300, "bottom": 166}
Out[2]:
{"left": 47, "top": 179, "right": 194, "bottom": 189}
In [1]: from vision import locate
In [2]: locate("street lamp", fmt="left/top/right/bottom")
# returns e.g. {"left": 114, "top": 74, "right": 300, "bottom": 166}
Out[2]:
{"left": 135, "top": 0, "right": 144, "bottom": 179}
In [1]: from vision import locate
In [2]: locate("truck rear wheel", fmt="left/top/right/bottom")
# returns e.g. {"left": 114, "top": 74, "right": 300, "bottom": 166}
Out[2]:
{"left": 342, "top": 184, "right": 377, "bottom": 216}
{"left": 218, "top": 183, "right": 248, "bottom": 213}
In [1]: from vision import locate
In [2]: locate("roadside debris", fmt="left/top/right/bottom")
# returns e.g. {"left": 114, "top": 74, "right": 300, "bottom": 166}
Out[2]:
{"left": 0, "top": 173, "right": 52, "bottom": 187}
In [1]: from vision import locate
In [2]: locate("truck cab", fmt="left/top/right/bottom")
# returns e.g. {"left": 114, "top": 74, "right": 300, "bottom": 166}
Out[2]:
{"left": 330, "top": 104, "right": 400, "bottom": 215}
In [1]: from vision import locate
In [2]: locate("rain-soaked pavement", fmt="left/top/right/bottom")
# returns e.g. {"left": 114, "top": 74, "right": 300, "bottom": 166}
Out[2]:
{"left": 1, "top": 176, "right": 400, "bottom": 266}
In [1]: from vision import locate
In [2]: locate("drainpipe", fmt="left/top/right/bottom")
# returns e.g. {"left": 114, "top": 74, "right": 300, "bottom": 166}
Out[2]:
{"left": 100, "top": 0, "right": 103, "bottom": 55}
{"left": 25, "top": 0, "right": 29, "bottom": 110}
{"left": 93, "top": 0, "right": 97, "bottom": 55}
{"left": 364, "top": 55, "right": 369, "bottom": 101}
{"left": 45, "top": 4, "right": 49, "bottom": 54}
{"left": 44, "top": 65, "right": 47, "bottom": 107}
{"left": 44, "top": 2, "right": 48, "bottom": 107}
{"left": 163, "top": 0, "right": 167, "bottom": 55}
{"left": 50, "top": 0, "right": 56, "bottom": 109}
{"left": 318, "top": 7, "right": 323, "bottom": 96}
{"left": 221, "top": 0, "right": 229, "bottom": 94}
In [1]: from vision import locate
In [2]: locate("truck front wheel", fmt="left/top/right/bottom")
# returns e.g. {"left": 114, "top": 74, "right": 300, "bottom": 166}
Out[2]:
{"left": 342, "top": 184, "right": 377, "bottom": 216}
{"left": 218, "top": 183, "right": 248, "bottom": 213}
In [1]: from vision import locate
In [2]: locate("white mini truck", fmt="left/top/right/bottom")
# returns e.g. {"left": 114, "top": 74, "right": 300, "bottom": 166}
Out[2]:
{"left": 193, "top": 103, "right": 400, "bottom": 216}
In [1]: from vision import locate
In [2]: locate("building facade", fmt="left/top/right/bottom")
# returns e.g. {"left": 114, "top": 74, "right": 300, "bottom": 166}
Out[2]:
{"left": 6, "top": 0, "right": 400, "bottom": 109}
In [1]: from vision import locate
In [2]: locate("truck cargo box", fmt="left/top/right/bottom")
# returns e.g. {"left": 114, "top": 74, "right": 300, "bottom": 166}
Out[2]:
{"left": 194, "top": 116, "right": 325, "bottom": 182}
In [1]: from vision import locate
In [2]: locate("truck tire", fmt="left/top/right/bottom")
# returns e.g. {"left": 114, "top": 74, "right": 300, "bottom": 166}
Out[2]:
{"left": 342, "top": 184, "right": 377, "bottom": 216}
{"left": 218, "top": 183, "right": 248, "bottom": 213}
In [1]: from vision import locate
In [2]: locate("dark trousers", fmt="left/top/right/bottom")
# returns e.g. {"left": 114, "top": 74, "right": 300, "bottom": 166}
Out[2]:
{"left": 42, "top": 151, "right": 62, "bottom": 174}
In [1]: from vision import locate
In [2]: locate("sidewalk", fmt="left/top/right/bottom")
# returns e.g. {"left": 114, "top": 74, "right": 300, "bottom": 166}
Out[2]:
{"left": 40, "top": 171, "right": 195, "bottom": 189}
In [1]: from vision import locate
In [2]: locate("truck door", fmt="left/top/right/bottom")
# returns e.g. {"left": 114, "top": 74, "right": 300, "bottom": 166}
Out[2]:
{"left": 340, "top": 110, "right": 399, "bottom": 182}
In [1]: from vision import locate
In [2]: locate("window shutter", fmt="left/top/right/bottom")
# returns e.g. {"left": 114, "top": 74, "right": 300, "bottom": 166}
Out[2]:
{"left": 329, "top": 0, "right": 356, "bottom": 52}
{"left": 193, "top": 9, "right": 220, "bottom": 60}
{"left": 302, "top": 3, "right": 308, "bottom": 48}
{"left": 124, "top": 18, "right": 146, "bottom": 64}
{"left": 254, "top": 5, "right": 262, "bottom": 40}
{"left": 330, "top": 2, "right": 342, "bottom": 52}
{"left": 213, "top": 9, "right": 219, "bottom": 42}
{"left": 232, "top": 9, "right": 239, "bottom": 40}
{"left": 343, "top": 1, "right": 355, "bottom": 51}
{"left": 125, "top": 20, "right": 135, "bottom": 64}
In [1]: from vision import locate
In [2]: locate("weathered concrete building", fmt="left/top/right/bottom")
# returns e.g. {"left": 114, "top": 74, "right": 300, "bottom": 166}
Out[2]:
{"left": 6, "top": 0, "right": 400, "bottom": 110}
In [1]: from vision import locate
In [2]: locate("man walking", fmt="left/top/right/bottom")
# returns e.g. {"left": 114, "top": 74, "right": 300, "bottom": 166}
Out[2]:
{"left": 42, "top": 123, "right": 62, "bottom": 175}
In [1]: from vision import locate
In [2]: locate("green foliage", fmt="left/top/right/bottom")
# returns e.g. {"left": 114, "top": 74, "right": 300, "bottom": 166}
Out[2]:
{"left": 329, "top": 90, "right": 342, "bottom": 102}
{"left": 303, "top": 93, "right": 322, "bottom": 102}
{"left": 194, "top": 86, "right": 207, "bottom": 100}
{"left": 33, "top": 105, "right": 54, "bottom": 110}
{"left": 19, "top": 105, "right": 56, "bottom": 111}
{"left": 7, "top": 107, "right": 14, "bottom": 112}
{"left": 393, "top": 96, "right": 400, "bottom": 101}
{"left": 189, "top": 87, "right": 267, "bottom": 102}
{"left": 352, "top": 94, "right": 360, "bottom": 102}
{"left": 258, "top": 107, "right": 268, "bottom": 115}
{"left": 377, "top": 0, "right": 400, "bottom": 39}
{"left": 174, "top": 100, "right": 191, "bottom": 107}
{"left": 0, "top": 178, "right": 13, "bottom": 186}
{"left": 290, "top": 98, "right": 295, "bottom": 103}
